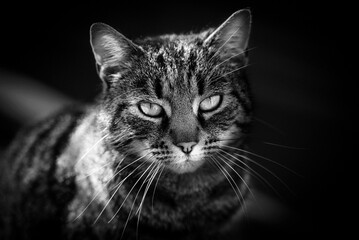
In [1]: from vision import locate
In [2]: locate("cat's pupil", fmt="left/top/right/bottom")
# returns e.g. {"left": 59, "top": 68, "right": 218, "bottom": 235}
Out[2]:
{"left": 139, "top": 102, "right": 163, "bottom": 117}
{"left": 199, "top": 95, "right": 222, "bottom": 112}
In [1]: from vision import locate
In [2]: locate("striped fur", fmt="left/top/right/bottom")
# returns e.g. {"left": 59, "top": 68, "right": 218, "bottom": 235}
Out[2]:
{"left": 1, "top": 10, "right": 252, "bottom": 240}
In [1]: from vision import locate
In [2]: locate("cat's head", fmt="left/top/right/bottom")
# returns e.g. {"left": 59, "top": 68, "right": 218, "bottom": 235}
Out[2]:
{"left": 90, "top": 10, "right": 252, "bottom": 174}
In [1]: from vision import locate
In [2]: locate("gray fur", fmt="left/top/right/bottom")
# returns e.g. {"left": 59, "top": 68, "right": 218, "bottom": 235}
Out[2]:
{"left": 0, "top": 9, "right": 252, "bottom": 240}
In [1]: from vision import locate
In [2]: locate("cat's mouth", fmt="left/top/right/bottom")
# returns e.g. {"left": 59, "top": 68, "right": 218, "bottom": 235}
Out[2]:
{"left": 131, "top": 139, "right": 209, "bottom": 174}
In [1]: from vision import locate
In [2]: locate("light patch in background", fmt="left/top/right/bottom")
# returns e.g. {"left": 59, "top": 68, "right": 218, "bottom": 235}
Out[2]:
{"left": 0, "top": 70, "right": 73, "bottom": 124}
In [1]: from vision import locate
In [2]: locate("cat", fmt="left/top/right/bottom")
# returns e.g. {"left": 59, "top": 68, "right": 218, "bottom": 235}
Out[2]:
{"left": 0, "top": 9, "right": 252, "bottom": 240}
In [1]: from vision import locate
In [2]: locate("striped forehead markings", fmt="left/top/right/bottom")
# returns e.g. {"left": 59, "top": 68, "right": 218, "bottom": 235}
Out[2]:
{"left": 147, "top": 41, "right": 206, "bottom": 98}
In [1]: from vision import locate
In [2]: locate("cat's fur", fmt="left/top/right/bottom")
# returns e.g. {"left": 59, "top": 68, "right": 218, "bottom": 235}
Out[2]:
{"left": 0, "top": 10, "right": 252, "bottom": 240}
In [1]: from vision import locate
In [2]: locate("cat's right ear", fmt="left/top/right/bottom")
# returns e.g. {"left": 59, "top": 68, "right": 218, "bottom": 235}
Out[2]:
{"left": 203, "top": 9, "right": 251, "bottom": 62}
{"left": 90, "top": 23, "right": 142, "bottom": 77}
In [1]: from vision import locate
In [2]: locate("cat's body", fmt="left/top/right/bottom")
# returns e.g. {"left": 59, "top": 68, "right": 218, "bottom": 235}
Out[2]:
{"left": 0, "top": 10, "right": 252, "bottom": 240}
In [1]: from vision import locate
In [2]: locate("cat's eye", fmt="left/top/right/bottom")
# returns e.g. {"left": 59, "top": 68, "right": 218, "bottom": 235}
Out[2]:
{"left": 199, "top": 95, "right": 222, "bottom": 112}
{"left": 139, "top": 102, "right": 164, "bottom": 118}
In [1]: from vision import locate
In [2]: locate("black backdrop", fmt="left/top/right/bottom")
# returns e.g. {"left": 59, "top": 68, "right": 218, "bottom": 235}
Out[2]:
{"left": 0, "top": 1, "right": 350, "bottom": 239}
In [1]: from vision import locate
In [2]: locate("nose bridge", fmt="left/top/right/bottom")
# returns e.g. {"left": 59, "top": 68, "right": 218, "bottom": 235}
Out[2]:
{"left": 169, "top": 100, "right": 198, "bottom": 144}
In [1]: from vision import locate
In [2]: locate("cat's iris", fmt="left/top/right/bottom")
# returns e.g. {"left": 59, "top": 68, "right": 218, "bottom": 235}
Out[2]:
{"left": 199, "top": 95, "right": 222, "bottom": 112}
{"left": 139, "top": 102, "right": 163, "bottom": 118}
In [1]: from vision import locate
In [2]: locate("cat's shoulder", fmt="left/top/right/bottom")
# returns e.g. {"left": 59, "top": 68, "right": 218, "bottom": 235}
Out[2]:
{"left": 0, "top": 105, "right": 88, "bottom": 240}
{"left": 3, "top": 104, "right": 87, "bottom": 167}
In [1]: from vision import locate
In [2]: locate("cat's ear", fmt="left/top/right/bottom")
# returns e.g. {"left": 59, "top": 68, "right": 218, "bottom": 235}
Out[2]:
{"left": 90, "top": 23, "right": 141, "bottom": 67}
{"left": 204, "top": 9, "right": 251, "bottom": 61}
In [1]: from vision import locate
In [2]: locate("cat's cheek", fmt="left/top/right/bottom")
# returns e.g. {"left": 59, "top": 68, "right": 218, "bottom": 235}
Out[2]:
{"left": 129, "top": 139, "right": 152, "bottom": 159}
{"left": 217, "top": 124, "right": 242, "bottom": 145}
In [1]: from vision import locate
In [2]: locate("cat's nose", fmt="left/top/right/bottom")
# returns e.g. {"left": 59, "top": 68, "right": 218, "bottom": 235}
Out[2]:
{"left": 177, "top": 142, "right": 197, "bottom": 154}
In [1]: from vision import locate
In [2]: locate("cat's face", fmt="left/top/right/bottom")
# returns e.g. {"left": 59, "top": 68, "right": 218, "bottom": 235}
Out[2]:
{"left": 91, "top": 10, "right": 252, "bottom": 174}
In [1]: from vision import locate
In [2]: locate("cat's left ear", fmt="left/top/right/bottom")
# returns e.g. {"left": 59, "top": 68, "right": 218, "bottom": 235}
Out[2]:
{"left": 90, "top": 22, "right": 142, "bottom": 67}
{"left": 90, "top": 23, "right": 143, "bottom": 85}
{"left": 204, "top": 9, "right": 251, "bottom": 61}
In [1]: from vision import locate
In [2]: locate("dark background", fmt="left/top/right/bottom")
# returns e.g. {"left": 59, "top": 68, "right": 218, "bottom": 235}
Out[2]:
{"left": 0, "top": 1, "right": 350, "bottom": 239}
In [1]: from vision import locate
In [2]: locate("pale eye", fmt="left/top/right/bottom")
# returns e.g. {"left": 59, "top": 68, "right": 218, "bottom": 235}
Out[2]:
{"left": 139, "top": 102, "right": 163, "bottom": 118}
{"left": 199, "top": 95, "right": 222, "bottom": 112}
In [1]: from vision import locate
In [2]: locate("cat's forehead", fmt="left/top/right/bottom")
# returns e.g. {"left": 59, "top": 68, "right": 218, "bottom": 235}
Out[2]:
{"left": 138, "top": 36, "right": 208, "bottom": 98}
{"left": 146, "top": 36, "right": 204, "bottom": 65}
{"left": 125, "top": 31, "right": 235, "bottom": 101}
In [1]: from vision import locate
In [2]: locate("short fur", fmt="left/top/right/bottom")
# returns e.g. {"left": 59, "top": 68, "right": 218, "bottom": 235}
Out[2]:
{"left": 0, "top": 10, "right": 252, "bottom": 240}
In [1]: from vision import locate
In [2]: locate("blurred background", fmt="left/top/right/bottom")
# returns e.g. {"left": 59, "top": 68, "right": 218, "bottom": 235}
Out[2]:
{"left": 0, "top": 1, "right": 350, "bottom": 239}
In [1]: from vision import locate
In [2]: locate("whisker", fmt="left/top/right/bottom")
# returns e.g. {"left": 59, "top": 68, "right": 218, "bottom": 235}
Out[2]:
{"left": 114, "top": 154, "right": 128, "bottom": 173}
{"left": 253, "top": 116, "right": 285, "bottom": 135}
{"left": 216, "top": 138, "right": 243, "bottom": 142}
{"left": 93, "top": 155, "right": 151, "bottom": 224}
{"left": 262, "top": 141, "right": 308, "bottom": 150}
{"left": 77, "top": 161, "right": 113, "bottom": 180}
{"left": 108, "top": 131, "right": 128, "bottom": 142}
{"left": 208, "top": 64, "right": 251, "bottom": 84}
{"left": 216, "top": 151, "right": 255, "bottom": 200}
{"left": 108, "top": 160, "right": 156, "bottom": 223}
{"left": 214, "top": 156, "right": 249, "bottom": 215}
{"left": 74, "top": 153, "right": 149, "bottom": 222}
{"left": 233, "top": 152, "right": 296, "bottom": 196}
{"left": 117, "top": 161, "right": 157, "bottom": 239}
{"left": 108, "top": 134, "right": 134, "bottom": 149}
{"left": 75, "top": 133, "right": 109, "bottom": 167}
{"left": 151, "top": 165, "right": 165, "bottom": 212}
{"left": 136, "top": 163, "right": 161, "bottom": 215}
{"left": 207, "top": 26, "right": 243, "bottom": 64}
{"left": 209, "top": 156, "right": 245, "bottom": 206}
{"left": 135, "top": 163, "right": 161, "bottom": 239}
{"left": 73, "top": 159, "right": 137, "bottom": 222}
{"left": 221, "top": 145, "right": 301, "bottom": 177}
{"left": 109, "top": 153, "right": 152, "bottom": 191}
{"left": 217, "top": 150, "right": 282, "bottom": 198}
{"left": 135, "top": 165, "right": 158, "bottom": 217}
{"left": 212, "top": 46, "right": 257, "bottom": 69}
{"left": 73, "top": 165, "right": 127, "bottom": 222}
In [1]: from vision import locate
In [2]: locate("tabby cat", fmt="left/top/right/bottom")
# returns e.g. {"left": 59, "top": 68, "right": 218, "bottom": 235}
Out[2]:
{"left": 0, "top": 9, "right": 252, "bottom": 240}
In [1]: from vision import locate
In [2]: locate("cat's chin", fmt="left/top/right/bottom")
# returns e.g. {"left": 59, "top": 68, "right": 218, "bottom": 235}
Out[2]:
{"left": 166, "top": 158, "right": 205, "bottom": 174}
